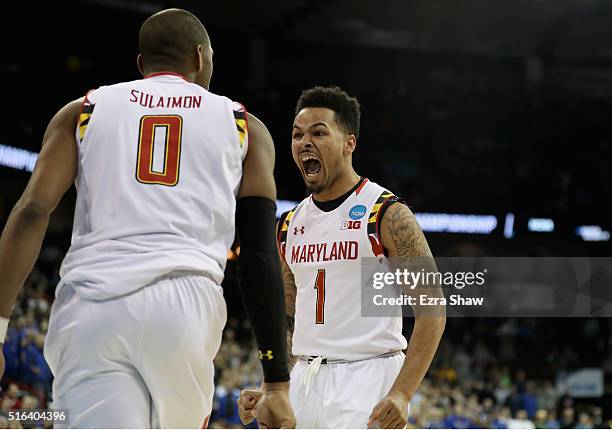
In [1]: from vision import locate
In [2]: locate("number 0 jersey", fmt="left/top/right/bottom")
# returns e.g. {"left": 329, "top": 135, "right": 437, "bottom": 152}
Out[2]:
{"left": 279, "top": 179, "right": 408, "bottom": 361}
{"left": 58, "top": 72, "right": 248, "bottom": 300}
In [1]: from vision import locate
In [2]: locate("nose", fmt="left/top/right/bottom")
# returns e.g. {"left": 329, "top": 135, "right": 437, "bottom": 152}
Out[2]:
{"left": 298, "top": 135, "right": 314, "bottom": 150}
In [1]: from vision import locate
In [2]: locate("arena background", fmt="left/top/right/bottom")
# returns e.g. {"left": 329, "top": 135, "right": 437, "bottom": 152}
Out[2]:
{"left": 1, "top": 1, "right": 611, "bottom": 428}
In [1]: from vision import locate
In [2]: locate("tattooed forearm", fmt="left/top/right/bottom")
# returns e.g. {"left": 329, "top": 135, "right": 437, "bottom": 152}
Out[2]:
{"left": 279, "top": 251, "right": 298, "bottom": 367}
{"left": 282, "top": 259, "right": 297, "bottom": 317}
{"left": 286, "top": 314, "right": 295, "bottom": 333}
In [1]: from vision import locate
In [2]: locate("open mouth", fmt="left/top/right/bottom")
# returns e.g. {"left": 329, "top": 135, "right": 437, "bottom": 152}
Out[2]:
{"left": 300, "top": 153, "right": 322, "bottom": 177}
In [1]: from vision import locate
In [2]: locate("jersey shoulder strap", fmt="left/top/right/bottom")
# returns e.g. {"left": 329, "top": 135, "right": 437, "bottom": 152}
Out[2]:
{"left": 367, "top": 190, "right": 407, "bottom": 257}
{"left": 277, "top": 205, "right": 299, "bottom": 263}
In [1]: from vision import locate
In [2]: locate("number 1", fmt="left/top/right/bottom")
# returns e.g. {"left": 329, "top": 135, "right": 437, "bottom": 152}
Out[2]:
{"left": 315, "top": 269, "right": 325, "bottom": 324}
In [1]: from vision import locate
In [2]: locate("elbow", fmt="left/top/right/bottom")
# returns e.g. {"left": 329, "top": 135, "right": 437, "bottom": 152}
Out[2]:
{"left": 437, "top": 313, "right": 447, "bottom": 335}
{"left": 13, "top": 201, "right": 50, "bottom": 226}
{"left": 415, "top": 306, "right": 446, "bottom": 336}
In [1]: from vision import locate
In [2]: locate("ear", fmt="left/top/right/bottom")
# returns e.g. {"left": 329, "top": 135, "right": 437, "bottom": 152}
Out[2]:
{"left": 344, "top": 134, "right": 357, "bottom": 155}
{"left": 136, "top": 54, "right": 144, "bottom": 76}
{"left": 195, "top": 45, "right": 204, "bottom": 73}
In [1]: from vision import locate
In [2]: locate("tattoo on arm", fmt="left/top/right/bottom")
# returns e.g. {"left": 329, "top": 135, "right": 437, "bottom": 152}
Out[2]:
{"left": 384, "top": 203, "right": 433, "bottom": 260}
{"left": 286, "top": 315, "right": 295, "bottom": 333}
{"left": 282, "top": 259, "right": 297, "bottom": 317}
{"left": 279, "top": 245, "right": 298, "bottom": 367}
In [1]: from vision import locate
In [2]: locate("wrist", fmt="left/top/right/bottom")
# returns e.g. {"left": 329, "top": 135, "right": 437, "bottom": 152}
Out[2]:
{"left": 263, "top": 381, "right": 290, "bottom": 393}
{"left": 388, "top": 387, "right": 412, "bottom": 403}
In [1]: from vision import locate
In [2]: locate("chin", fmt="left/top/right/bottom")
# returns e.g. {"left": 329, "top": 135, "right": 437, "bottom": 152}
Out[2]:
{"left": 304, "top": 179, "right": 325, "bottom": 195}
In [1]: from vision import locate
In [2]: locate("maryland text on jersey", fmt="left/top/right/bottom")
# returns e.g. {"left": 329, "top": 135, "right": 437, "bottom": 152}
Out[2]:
{"left": 290, "top": 240, "right": 359, "bottom": 264}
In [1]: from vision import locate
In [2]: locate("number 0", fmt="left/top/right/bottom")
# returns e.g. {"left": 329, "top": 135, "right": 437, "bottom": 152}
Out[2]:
{"left": 314, "top": 269, "right": 326, "bottom": 324}
{"left": 136, "top": 115, "right": 183, "bottom": 186}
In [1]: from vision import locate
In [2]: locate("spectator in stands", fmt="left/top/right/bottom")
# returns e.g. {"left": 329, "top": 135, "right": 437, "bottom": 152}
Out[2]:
{"left": 520, "top": 381, "right": 538, "bottom": 419}
{"left": 444, "top": 403, "right": 476, "bottom": 429}
{"left": 575, "top": 412, "right": 594, "bottom": 429}
{"left": 504, "top": 386, "right": 524, "bottom": 416}
{"left": 1, "top": 329, "right": 21, "bottom": 381}
{"left": 544, "top": 410, "right": 561, "bottom": 429}
{"left": 534, "top": 409, "right": 549, "bottom": 429}
{"left": 20, "top": 332, "right": 52, "bottom": 405}
{"left": 212, "top": 373, "right": 242, "bottom": 428}
{"left": 507, "top": 409, "right": 535, "bottom": 429}
{"left": 491, "top": 406, "right": 511, "bottom": 429}
{"left": 560, "top": 407, "right": 576, "bottom": 429}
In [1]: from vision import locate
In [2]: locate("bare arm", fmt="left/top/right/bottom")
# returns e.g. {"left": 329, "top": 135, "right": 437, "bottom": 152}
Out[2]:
{"left": 369, "top": 202, "right": 446, "bottom": 428}
{"left": 381, "top": 202, "right": 445, "bottom": 398}
{"left": 235, "top": 113, "right": 295, "bottom": 427}
{"left": 235, "top": 112, "right": 291, "bottom": 390}
{"left": 0, "top": 98, "right": 81, "bottom": 319}
{"left": 277, "top": 229, "right": 298, "bottom": 370}
{"left": 237, "top": 112, "right": 276, "bottom": 201}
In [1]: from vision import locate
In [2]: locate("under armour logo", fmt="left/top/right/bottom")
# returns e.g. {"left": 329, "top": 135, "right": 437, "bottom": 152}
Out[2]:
{"left": 294, "top": 226, "right": 305, "bottom": 235}
{"left": 259, "top": 350, "right": 274, "bottom": 360}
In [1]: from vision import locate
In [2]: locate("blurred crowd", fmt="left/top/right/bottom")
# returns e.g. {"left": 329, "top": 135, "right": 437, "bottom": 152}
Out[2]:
{"left": 1, "top": 246, "right": 611, "bottom": 429}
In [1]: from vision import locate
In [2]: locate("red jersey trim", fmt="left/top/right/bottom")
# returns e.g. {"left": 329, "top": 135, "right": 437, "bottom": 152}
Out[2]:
{"left": 355, "top": 178, "right": 369, "bottom": 195}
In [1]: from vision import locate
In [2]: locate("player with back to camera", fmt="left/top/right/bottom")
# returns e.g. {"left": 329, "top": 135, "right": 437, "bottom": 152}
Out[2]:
{"left": 238, "top": 86, "right": 446, "bottom": 429}
{"left": 0, "top": 8, "right": 295, "bottom": 429}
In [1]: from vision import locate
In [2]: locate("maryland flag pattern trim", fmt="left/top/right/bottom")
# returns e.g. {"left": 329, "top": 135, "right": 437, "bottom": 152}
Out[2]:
{"left": 367, "top": 190, "right": 398, "bottom": 257}
{"left": 234, "top": 107, "right": 248, "bottom": 148}
{"left": 277, "top": 207, "right": 298, "bottom": 263}
{"left": 78, "top": 91, "right": 96, "bottom": 142}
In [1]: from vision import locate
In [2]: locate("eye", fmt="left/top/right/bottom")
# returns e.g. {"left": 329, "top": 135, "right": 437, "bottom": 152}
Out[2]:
{"left": 314, "top": 130, "right": 327, "bottom": 136}
{"left": 292, "top": 132, "right": 303, "bottom": 139}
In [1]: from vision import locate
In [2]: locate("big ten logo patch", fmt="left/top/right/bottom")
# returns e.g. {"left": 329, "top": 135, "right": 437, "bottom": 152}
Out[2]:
{"left": 341, "top": 220, "right": 362, "bottom": 230}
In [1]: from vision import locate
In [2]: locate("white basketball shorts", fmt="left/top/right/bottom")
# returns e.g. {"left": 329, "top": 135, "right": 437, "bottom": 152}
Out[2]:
{"left": 44, "top": 272, "right": 227, "bottom": 428}
{"left": 289, "top": 352, "right": 405, "bottom": 428}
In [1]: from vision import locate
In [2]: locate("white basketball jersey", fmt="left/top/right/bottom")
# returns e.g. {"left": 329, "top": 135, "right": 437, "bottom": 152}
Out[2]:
{"left": 58, "top": 72, "right": 248, "bottom": 300}
{"left": 279, "top": 179, "right": 407, "bottom": 360}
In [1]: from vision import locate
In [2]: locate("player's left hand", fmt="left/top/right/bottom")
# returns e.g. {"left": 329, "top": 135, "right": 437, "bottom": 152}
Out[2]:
{"left": 368, "top": 390, "right": 410, "bottom": 429}
{"left": 237, "top": 388, "right": 263, "bottom": 425}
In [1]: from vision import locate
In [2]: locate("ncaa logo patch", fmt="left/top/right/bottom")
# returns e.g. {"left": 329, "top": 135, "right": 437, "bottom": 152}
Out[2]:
{"left": 349, "top": 205, "right": 367, "bottom": 220}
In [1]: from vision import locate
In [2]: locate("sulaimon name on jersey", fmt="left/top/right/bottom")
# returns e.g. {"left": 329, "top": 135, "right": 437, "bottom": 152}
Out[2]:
{"left": 129, "top": 90, "right": 202, "bottom": 109}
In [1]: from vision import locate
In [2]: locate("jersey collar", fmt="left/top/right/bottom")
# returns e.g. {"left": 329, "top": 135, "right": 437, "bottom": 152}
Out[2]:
{"left": 144, "top": 71, "right": 189, "bottom": 82}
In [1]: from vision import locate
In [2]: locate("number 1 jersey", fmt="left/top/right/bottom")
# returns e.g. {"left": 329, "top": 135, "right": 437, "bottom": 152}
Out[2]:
{"left": 58, "top": 73, "right": 248, "bottom": 300}
{"left": 279, "top": 179, "right": 407, "bottom": 361}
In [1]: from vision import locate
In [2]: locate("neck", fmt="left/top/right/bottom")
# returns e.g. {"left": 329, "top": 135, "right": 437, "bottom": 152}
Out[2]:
{"left": 143, "top": 66, "right": 196, "bottom": 83}
{"left": 312, "top": 168, "right": 361, "bottom": 202}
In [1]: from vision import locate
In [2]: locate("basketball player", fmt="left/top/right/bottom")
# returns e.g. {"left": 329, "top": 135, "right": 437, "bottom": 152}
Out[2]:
{"left": 0, "top": 9, "right": 295, "bottom": 429}
{"left": 238, "top": 86, "right": 446, "bottom": 428}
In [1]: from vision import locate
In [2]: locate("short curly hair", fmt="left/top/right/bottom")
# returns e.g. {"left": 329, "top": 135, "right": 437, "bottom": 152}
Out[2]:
{"left": 295, "top": 86, "right": 361, "bottom": 139}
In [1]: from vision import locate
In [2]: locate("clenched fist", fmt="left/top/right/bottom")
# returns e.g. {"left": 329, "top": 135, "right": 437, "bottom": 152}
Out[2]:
{"left": 368, "top": 390, "right": 410, "bottom": 429}
{"left": 237, "top": 382, "right": 296, "bottom": 429}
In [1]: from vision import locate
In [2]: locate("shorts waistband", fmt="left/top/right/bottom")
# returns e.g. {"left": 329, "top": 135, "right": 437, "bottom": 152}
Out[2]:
{"left": 300, "top": 350, "right": 402, "bottom": 365}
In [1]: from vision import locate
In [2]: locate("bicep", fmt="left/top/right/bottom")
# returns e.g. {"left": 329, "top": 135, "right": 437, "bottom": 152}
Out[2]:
{"left": 237, "top": 112, "right": 276, "bottom": 201}
{"left": 380, "top": 202, "right": 433, "bottom": 259}
{"left": 19, "top": 98, "right": 82, "bottom": 213}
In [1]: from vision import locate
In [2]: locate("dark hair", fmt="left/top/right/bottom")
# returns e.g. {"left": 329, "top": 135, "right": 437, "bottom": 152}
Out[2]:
{"left": 295, "top": 86, "right": 361, "bottom": 138}
{"left": 139, "top": 9, "right": 209, "bottom": 68}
